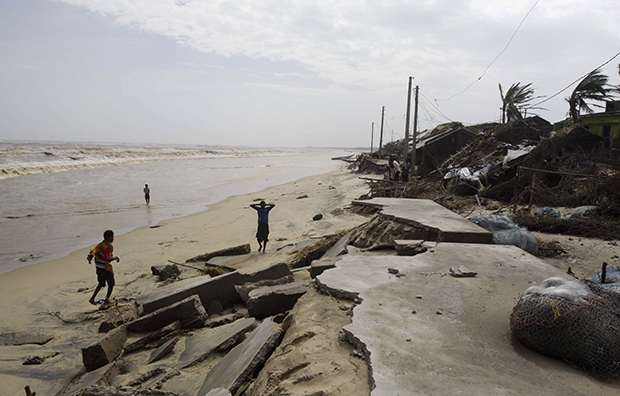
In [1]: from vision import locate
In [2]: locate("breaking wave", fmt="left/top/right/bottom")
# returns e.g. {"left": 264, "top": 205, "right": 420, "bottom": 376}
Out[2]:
{"left": 0, "top": 141, "right": 294, "bottom": 179}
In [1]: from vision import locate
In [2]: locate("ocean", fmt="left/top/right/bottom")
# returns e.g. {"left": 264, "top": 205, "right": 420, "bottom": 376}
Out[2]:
{"left": 0, "top": 141, "right": 356, "bottom": 275}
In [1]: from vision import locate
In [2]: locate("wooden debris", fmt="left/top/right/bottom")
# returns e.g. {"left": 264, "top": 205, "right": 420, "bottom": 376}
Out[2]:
{"left": 186, "top": 244, "right": 251, "bottom": 263}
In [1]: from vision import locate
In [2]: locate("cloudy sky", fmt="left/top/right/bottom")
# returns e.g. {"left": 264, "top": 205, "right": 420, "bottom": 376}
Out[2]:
{"left": 1, "top": 0, "right": 619, "bottom": 148}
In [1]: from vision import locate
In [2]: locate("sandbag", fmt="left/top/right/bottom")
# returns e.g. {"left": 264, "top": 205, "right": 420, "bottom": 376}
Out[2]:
{"left": 511, "top": 277, "right": 620, "bottom": 377}
{"left": 493, "top": 228, "right": 538, "bottom": 256}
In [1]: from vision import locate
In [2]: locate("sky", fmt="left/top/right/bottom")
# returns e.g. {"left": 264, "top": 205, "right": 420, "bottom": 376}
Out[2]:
{"left": 0, "top": 0, "right": 619, "bottom": 148}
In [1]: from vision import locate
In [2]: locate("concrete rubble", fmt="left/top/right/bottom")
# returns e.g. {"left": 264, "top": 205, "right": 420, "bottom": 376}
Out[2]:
{"left": 137, "top": 262, "right": 292, "bottom": 315}
{"left": 65, "top": 249, "right": 308, "bottom": 396}
{"left": 127, "top": 294, "right": 207, "bottom": 333}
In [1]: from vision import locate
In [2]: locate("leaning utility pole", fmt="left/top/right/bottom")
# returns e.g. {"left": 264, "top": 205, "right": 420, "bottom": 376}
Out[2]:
{"left": 370, "top": 122, "right": 374, "bottom": 153}
{"left": 403, "top": 76, "right": 413, "bottom": 161}
{"left": 412, "top": 85, "right": 419, "bottom": 176}
{"left": 379, "top": 106, "right": 385, "bottom": 154}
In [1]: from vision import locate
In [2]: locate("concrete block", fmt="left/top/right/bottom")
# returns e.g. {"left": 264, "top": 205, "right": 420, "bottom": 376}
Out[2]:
{"left": 66, "top": 362, "right": 120, "bottom": 396}
{"left": 128, "top": 294, "right": 206, "bottom": 333}
{"left": 82, "top": 326, "right": 127, "bottom": 372}
{"left": 234, "top": 275, "right": 295, "bottom": 303}
{"left": 147, "top": 336, "right": 179, "bottom": 364}
{"left": 246, "top": 281, "right": 311, "bottom": 319}
{"left": 138, "top": 262, "right": 292, "bottom": 316}
{"left": 351, "top": 198, "right": 494, "bottom": 244}
{"left": 178, "top": 317, "right": 257, "bottom": 368}
{"left": 310, "top": 257, "right": 339, "bottom": 278}
{"left": 124, "top": 320, "right": 181, "bottom": 353}
{"left": 320, "top": 231, "right": 353, "bottom": 259}
{"left": 198, "top": 318, "right": 282, "bottom": 396}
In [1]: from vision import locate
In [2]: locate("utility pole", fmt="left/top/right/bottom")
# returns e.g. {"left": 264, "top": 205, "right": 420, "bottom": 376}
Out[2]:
{"left": 412, "top": 85, "right": 419, "bottom": 177}
{"left": 403, "top": 76, "right": 413, "bottom": 162}
{"left": 370, "top": 122, "right": 374, "bottom": 153}
{"left": 379, "top": 106, "right": 385, "bottom": 154}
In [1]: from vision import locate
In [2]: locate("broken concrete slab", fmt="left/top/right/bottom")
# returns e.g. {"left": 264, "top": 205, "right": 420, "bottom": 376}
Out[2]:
{"left": 351, "top": 198, "right": 493, "bottom": 244}
{"left": 246, "top": 281, "right": 312, "bottom": 319}
{"left": 197, "top": 318, "right": 282, "bottom": 396}
{"left": 147, "top": 336, "right": 179, "bottom": 364}
{"left": 234, "top": 275, "right": 295, "bottom": 303}
{"left": 178, "top": 317, "right": 257, "bottom": 368}
{"left": 124, "top": 321, "right": 181, "bottom": 354}
{"left": 310, "top": 257, "right": 340, "bottom": 278}
{"left": 128, "top": 295, "right": 206, "bottom": 333}
{"left": 138, "top": 263, "right": 292, "bottom": 316}
{"left": 0, "top": 332, "right": 53, "bottom": 346}
{"left": 318, "top": 243, "right": 620, "bottom": 395}
{"left": 82, "top": 326, "right": 127, "bottom": 372}
{"left": 187, "top": 244, "right": 251, "bottom": 263}
{"left": 320, "top": 231, "right": 353, "bottom": 259}
{"left": 65, "top": 362, "right": 120, "bottom": 396}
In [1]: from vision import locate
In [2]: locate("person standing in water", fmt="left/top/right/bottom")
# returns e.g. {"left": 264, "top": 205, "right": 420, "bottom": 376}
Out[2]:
{"left": 88, "top": 230, "right": 120, "bottom": 306}
{"left": 143, "top": 184, "right": 150, "bottom": 204}
{"left": 250, "top": 200, "right": 275, "bottom": 252}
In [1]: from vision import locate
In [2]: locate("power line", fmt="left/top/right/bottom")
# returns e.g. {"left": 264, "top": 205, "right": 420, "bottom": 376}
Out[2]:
{"left": 531, "top": 50, "right": 620, "bottom": 107}
{"left": 442, "top": 0, "right": 541, "bottom": 101}
{"left": 420, "top": 91, "right": 453, "bottom": 122}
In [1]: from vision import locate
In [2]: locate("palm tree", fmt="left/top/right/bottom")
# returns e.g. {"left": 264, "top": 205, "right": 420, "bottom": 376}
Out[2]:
{"left": 499, "top": 82, "right": 540, "bottom": 123}
{"left": 566, "top": 68, "right": 614, "bottom": 124}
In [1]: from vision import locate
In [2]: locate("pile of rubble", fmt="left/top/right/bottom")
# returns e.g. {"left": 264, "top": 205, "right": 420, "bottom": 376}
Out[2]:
{"left": 55, "top": 239, "right": 353, "bottom": 396}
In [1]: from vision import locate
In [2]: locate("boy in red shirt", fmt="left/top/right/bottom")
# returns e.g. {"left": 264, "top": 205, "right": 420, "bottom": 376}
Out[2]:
{"left": 88, "top": 230, "right": 120, "bottom": 306}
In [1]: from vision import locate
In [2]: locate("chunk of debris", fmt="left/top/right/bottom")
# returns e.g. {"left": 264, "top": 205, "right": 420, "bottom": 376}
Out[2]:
{"left": 138, "top": 262, "right": 292, "bottom": 316}
{"left": 63, "top": 362, "right": 121, "bottom": 396}
{"left": 234, "top": 275, "right": 295, "bottom": 303}
{"left": 197, "top": 318, "right": 284, "bottom": 396}
{"left": 449, "top": 266, "right": 478, "bottom": 278}
{"left": 313, "top": 213, "right": 323, "bottom": 220}
{"left": 178, "top": 317, "right": 258, "bottom": 368}
{"left": 151, "top": 264, "right": 181, "bottom": 281}
{"left": 147, "top": 336, "right": 179, "bottom": 364}
{"left": 186, "top": 244, "right": 251, "bottom": 263}
{"left": 320, "top": 231, "right": 353, "bottom": 259}
{"left": 246, "top": 281, "right": 312, "bottom": 319}
{"left": 129, "top": 294, "right": 206, "bottom": 333}
{"left": 310, "top": 257, "right": 339, "bottom": 278}
{"left": 82, "top": 326, "right": 128, "bottom": 372}
{"left": 394, "top": 239, "right": 427, "bottom": 256}
{"left": 124, "top": 321, "right": 181, "bottom": 354}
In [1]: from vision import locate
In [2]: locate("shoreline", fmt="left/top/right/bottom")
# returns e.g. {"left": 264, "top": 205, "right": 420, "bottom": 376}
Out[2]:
{"left": 0, "top": 162, "right": 357, "bottom": 277}
{"left": 0, "top": 151, "right": 354, "bottom": 276}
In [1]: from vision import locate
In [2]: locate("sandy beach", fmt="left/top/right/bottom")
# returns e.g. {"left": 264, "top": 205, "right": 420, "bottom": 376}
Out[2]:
{"left": 0, "top": 164, "right": 372, "bottom": 395}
